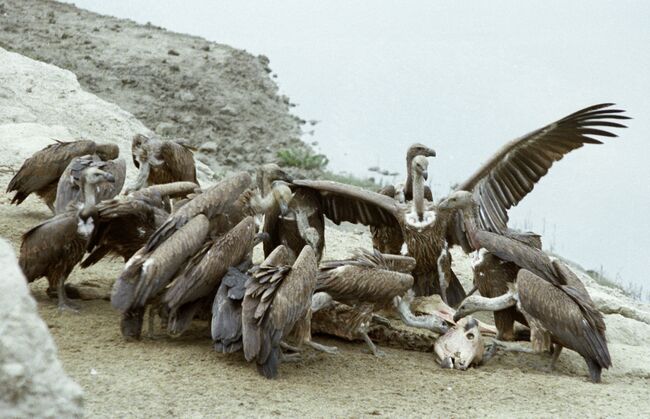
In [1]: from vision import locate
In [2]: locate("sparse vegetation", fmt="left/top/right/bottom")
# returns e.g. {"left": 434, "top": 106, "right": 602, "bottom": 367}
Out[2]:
{"left": 321, "top": 171, "right": 381, "bottom": 191}
{"left": 276, "top": 148, "right": 329, "bottom": 170}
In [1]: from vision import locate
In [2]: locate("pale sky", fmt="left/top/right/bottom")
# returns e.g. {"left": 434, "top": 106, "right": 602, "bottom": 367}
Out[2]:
{"left": 66, "top": 1, "right": 650, "bottom": 292}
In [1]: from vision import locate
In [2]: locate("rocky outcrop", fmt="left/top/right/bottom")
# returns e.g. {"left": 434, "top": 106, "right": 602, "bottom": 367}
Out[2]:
{"left": 0, "top": 239, "right": 83, "bottom": 417}
{"left": 0, "top": 47, "right": 214, "bottom": 185}
{"left": 0, "top": 0, "right": 310, "bottom": 175}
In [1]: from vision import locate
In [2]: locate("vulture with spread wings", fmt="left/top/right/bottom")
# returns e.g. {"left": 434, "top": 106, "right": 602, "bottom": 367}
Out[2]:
{"left": 291, "top": 103, "right": 628, "bottom": 306}
{"left": 7, "top": 139, "right": 119, "bottom": 212}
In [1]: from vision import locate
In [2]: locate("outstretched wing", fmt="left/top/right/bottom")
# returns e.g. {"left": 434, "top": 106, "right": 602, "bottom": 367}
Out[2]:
{"left": 8, "top": 140, "right": 97, "bottom": 205}
{"left": 448, "top": 104, "right": 629, "bottom": 248}
{"left": 292, "top": 179, "right": 401, "bottom": 227}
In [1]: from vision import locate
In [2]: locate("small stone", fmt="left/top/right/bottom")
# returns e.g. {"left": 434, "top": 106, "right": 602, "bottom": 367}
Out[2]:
{"left": 168, "top": 49, "right": 180, "bottom": 56}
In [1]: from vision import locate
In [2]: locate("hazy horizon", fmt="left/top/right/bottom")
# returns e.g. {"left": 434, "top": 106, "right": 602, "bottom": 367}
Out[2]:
{"left": 64, "top": 1, "right": 650, "bottom": 295}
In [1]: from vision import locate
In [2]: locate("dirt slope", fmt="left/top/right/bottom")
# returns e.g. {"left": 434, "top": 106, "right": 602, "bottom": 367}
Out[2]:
{"left": 0, "top": 0, "right": 309, "bottom": 175}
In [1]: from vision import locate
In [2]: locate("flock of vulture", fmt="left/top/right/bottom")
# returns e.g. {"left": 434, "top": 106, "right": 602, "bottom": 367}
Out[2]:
{"left": 6, "top": 103, "right": 629, "bottom": 382}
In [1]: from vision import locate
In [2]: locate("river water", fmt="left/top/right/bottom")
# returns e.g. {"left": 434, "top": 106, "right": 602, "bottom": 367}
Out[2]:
{"left": 65, "top": 1, "right": 650, "bottom": 294}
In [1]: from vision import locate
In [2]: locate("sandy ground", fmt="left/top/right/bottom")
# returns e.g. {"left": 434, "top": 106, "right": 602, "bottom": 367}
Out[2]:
{"left": 1, "top": 176, "right": 649, "bottom": 418}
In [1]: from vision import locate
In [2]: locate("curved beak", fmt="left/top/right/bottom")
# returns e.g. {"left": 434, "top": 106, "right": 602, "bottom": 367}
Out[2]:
{"left": 453, "top": 312, "right": 463, "bottom": 323}
{"left": 253, "top": 232, "right": 270, "bottom": 246}
{"left": 104, "top": 173, "right": 116, "bottom": 183}
{"left": 422, "top": 171, "right": 428, "bottom": 181}
{"left": 426, "top": 147, "right": 436, "bottom": 158}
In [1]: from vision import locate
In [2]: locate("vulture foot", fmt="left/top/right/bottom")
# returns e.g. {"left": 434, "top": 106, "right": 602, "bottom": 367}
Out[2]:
{"left": 371, "top": 313, "right": 392, "bottom": 327}
{"left": 57, "top": 298, "right": 80, "bottom": 314}
{"left": 57, "top": 279, "right": 80, "bottom": 313}
{"left": 361, "top": 332, "right": 385, "bottom": 357}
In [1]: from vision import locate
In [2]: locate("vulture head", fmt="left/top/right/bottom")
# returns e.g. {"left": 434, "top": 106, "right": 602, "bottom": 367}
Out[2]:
{"left": 82, "top": 166, "right": 116, "bottom": 186}
{"left": 271, "top": 180, "right": 294, "bottom": 216}
{"left": 407, "top": 143, "right": 436, "bottom": 161}
{"left": 438, "top": 190, "right": 475, "bottom": 211}
{"left": 95, "top": 143, "right": 120, "bottom": 161}
{"left": 257, "top": 163, "right": 293, "bottom": 195}
{"left": 411, "top": 155, "right": 429, "bottom": 181}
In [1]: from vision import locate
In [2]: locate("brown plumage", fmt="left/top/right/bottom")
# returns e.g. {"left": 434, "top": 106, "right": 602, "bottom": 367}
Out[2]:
{"left": 145, "top": 172, "right": 252, "bottom": 252}
{"left": 163, "top": 217, "right": 257, "bottom": 336}
{"left": 473, "top": 250, "right": 529, "bottom": 341}
{"left": 371, "top": 144, "right": 435, "bottom": 253}
{"left": 54, "top": 154, "right": 126, "bottom": 214}
{"left": 317, "top": 248, "right": 415, "bottom": 308}
{"left": 6, "top": 139, "right": 119, "bottom": 211}
{"left": 80, "top": 182, "right": 198, "bottom": 268}
{"left": 128, "top": 134, "right": 198, "bottom": 192}
{"left": 19, "top": 166, "right": 117, "bottom": 311}
{"left": 242, "top": 245, "right": 319, "bottom": 379}
{"left": 311, "top": 301, "right": 375, "bottom": 346}
{"left": 292, "top": 156, "right": 467, "bottom": 304}
{"left": 111, "top": 214, "right": 210, "bottom": 338}
{"left": 453, "top": 195, "right": 610, "bottom": 382}
{"left": 447, "top": 103, "right": 629, "bottom": 252}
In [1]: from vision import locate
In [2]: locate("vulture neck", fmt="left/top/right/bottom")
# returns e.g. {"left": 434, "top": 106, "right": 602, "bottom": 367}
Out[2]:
{"left": 404, "top": 154, "right": 415, "bottom": 200}
{"left": 458, "top": 291, "right": 517, "bottom": 318}
{"left": 250, "top": 188, "right": 280, "bottom": 214}
{"left": 131, "top": 160, "right": 151, "bottom": 191}
{"left": 461, "top": 205, "right": 481, "bottom": 250}
{"left": 81, "top": 178, "right": 98, "bottom": 208}
{"left": 412, "top": 170, "right": 426, "bottom": 221}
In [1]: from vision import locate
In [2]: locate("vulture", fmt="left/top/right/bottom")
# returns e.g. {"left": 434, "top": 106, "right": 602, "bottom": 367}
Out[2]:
{"left": 372, "top": 143, "right": 436, "bottom": 254}
{"left": 163, "top": 216, "right": 260, "bottom": 337}
{"left": 126, "top": 134, "right": 198, "bottom": 193}
{"left": 242, "top": 245, "right": 335, "bottom": 379}
{"left": 6, "top": 139, "right": 119, "bottom": 212}
{"left": 112, "top": 169, "right": 293, "bottom": 339}
{"left": 262, "top": 171, "right": 326, "bottom": 261}
{"left": 317, "top": 248, "right": 416, "bottom": 308}
{"left": 19, "top": 166, "right": 117, "bottom": 311}
{"left": 314, "top": 248, "right": 449, "bottom": 355}
{"left": 79, "top": 182, "right": 198, "bottom": 268}
{"left": 293, "top": 103, "right": 629, "bottom": 306}
{"left": 292, "top": 156, "right": 467, "bottom": 303}
{"left": 54, "top": 154, "right": 127, "bottom": 214}
{"left": 451, "top": 191, "right": 611, "bottom": 383}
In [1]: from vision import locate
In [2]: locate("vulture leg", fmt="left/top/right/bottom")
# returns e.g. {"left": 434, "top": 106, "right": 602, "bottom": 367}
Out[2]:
{"left": 361, "top": 332, "right": 385, "bottom": 357}
{"left": 550, "top": 344, "right": 563, "bottom": 371}
{"left": 305, "top": 340, "right": 339, "bottom": 354}
{"left": 394, "top": 291, "right": 449, "bottom": 334}
{"left": 56, "top": 275, "right": 79, "bottom": 313}
{"left": 280, "top": 342, "right": 302, "bottom": 353}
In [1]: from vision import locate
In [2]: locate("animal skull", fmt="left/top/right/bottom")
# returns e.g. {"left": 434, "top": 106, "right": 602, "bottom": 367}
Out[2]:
{"left": 434, "top": 316, "right": 484, "bottom": 370}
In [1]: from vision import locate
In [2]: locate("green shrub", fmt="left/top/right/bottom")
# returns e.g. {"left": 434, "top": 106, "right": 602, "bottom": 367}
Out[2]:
{"left": 276, "top": 148, "right": 329, "bottom": 170}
